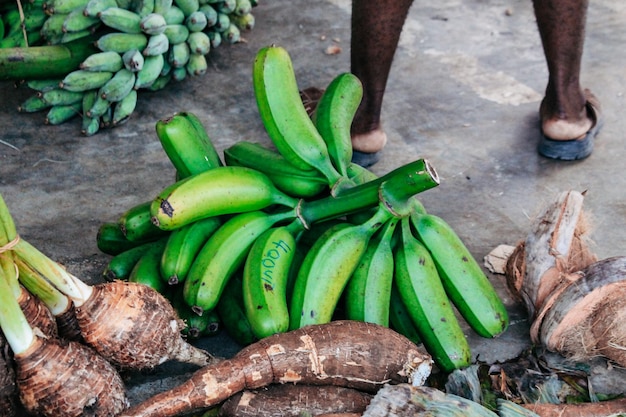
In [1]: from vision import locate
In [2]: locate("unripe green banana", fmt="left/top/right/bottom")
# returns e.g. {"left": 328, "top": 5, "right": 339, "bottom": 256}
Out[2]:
{"left": 153, "top": 0, "right": 172, "bottom": 15}
{"left": 83, "top": 0, "right": 117, "bottom": 17}
{"left": 112, "top": 88, "right": 137, "bottom": 125}
{"left": 82, "top": 113, "right": 101, "bottom": 136}
{"left": 312, "top": 72, "right": 363, "bottom": 178}
{"left": 128, "top": 237, "right": 168, "bottom": 293}
{"left": 86, "top": 92, "right": 111, "bottom": 117}
{"left": 229, "top": 11, "right": 254, "bottom": 30}
{"left": 62, "top": 8, "right": 100, "bottom": 33}
{"left": 171, "top": 287, "right": 220, "bottom": 339}
{"left": 119, "top": 200, "right": 170, "bottom": 242}
{"left": 183, "top": 209, "right": 295, "bottom": 314}
{"left": 160, "top": 216, "right": 222, "bottom": 285}
{"left": 155, "top": 111, "right": 222, "bottom": 179}
{"left": 388, "top": 282, "right": 422, "bottom": 345}
{"left": 185, "top": 10, "right": 206, "bottom": 31}
{"left": 344, "top": 216, "right": 398, "bottom": 326}
{"left": 214, "top": 11, "right": 229, "bottom": 32}
{"left": 233, "top": 0, "right": 251, "bottom": 16}
{"left": 216, "top": 271, "right": 257, "bottom": 346}
{"left": 39, "top": 88, "right": 84, "bottom": 106}
{"left": 253, "top": 45, "right": 343, "bottom": 186}
{"left": 18, "top": 95, "right": 52, "bottom": 113}
{"left": 116, "top": 0, "right": 133, "bottom": 10}
{"left": 411, "top": 212, "right": 509, "bottom": 338}
{"left": 171, "top": 65, "right": 187, "bottom": 81}
{"left": 140, "top": 12, "right": 167, "bottom": 34}
{"left": 99, "top": 68, "right": 135, "bottom": 102}
{"left": 198, "top": 3, "right": 217, "bottom": 26}
{"left": 394, "top": 216, "right": 471, "bottom": 372}
{"left": 173, "top": 0, "right": 198, "bottom": 16}
{"left": 96, "top": 221, "right": 140, "bottom": 255}
{"left": 22, "top": 5, "right": 48, "bottom": 32}
{"left": 207, "top": 29, "right": 221, "bottom": 48}
{"left": 79, "top": 50, "right": 124, "bottom": 72}
{"left": 168, "top": 40, "right": 190, "bottom": 67}
{"left": 103, "top": 238, "right": 166, "bottom": 281}
{"left": 185, "top": 52, "right": 207, "bottom": 76}
{"left": 46, "top": 0, "right": 90, "bottom": 15}
{"left": 289, "top": 205, "right": 394, "bottom": 329}
{"left": 143, "top": 32, "right": 169, "bottom": 56}
{"left": 148, "top": 73, "right": 172, "bottom": 90}
{"left": 223, "top": 141, "right": 328, "bottom": 199}
{"left": 134, "top": 53, "right": 164, "bottom": 88}
{"left": 132, "top": 0, "right": 155, "bottom": 17}
{"left": 222, "top": 21, "right": 240, "bottom": 43}
{"left": 95, "top": 32, "right": 148, "bottom": 53}
{"left": 61, "top": 29, "right": 91, "bottom": 43}
{"left": 186, "top": 30, "right": 210, "bottom": 54}
{"left": 98, "top": 6, "right": 142, "bottom": 33}
{"left": 123, "top": 48, "right": 144, "bottom": 72}
{"left": 26, "top": 79, "right": 63, "bottom": 93}
{"left": 162, "top": 5, "right": 185, "bottom": 24}
{"left": 59, "top": 69, "right": 113, "bottom": 92}
{"left": 40, "top": 13, "right": 68, "bottom": 41}
{"left": 150, "top": 166, "right": 299, "bottom": 230}
{"left": 242, "top": 224, "right": 299, "bottom": 339}
{"left": 100, "top": 103, "right": 113, "bottom": 127}
{"left": 45, "top": 102, "right": 81, "bottom": 125}
{"left": 163, "top": 23, "right": 189, "bottom": 44}
{"left": 215, "top": 0, "right": 235, "bottom": 14}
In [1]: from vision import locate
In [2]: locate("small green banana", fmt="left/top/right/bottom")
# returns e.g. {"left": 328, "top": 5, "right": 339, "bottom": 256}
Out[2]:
{"left": 103, "top": 239, "right": 166, "bottom": 281}
{"left": 95, "top": 32, "right": 148, "bottom": 53}
{"left": 83, "top": 0, "right": 117, "bottom": 17}
{"left": 223, "top": 141, "right": 328, "bottom": 199}
{"left": 185, "top": 53, "right": 207, "bottom": 76}
{"left": 216, "top": 271, "right": 257, "bottom": 346}
{"left": 159, "top": 216, "right": 222, "bottom": 285}
{"left": 46, "top": 0, "right": 90, "bottom": 15}
{"left": 140, "top": 12, "right": 167, "bottom": 34}
{"left": 215, "top": 0, "right": 235, "bottom": 14}
{"left": 213, "top": 11, "right": 229, "bottom": 32}
{"left": 411, "top": 212, "right": 509, "bottom": 338}
{"left": 143, "top": 32, "right": 169, "bottom": 56}
{"left": 290, "top": 205, "right": 394, "bottom": 329}
{"left": 18, "top": 96, "right": 52, "bottom": 113}
{"left": 394, "top": 216, "right": 471, "bottom": 372}
{"left": 118, "top": 200, "right": 170, "bottom": 242}
{"left": 26, "top": 79, "right": 63, "bottom": 93}
{"left": 171, "top": 65, "right": 187, "bottom": 81}
{"left": 134, "top": 53, "right": 164, "bottom": 88}
{"left": 123, "top": 49, "right": 144, "bottom": 72}
{"left": 132, "top": 0, "right": 155, "bottom": 17}
{"left": 222, "top": 21, "right": 240, "bottom": 43}
{"left": 60, "top": 29, "right": 91, "bottom": 43}
{"left": 82, "top": 114, "right": 101, "bottom": 136}
{"left": 60, "top": 69, "right": 113, "bottom": 92}
{"left": 112, "top": 88, "right": 137, "bottom": 125}
{"left": 233, "top": 0, "right": 251, "bottom": 16}
{"left": 186, "top": 31, "right": 210, "bottom": 54}
{"left": 207, "top": 30, "right": 221, "bottom": 48}
{"left": 148, "top": 73, "right": 172, "bottom": 90}
{"left": 173, "top": 0, "right": 199, "bottom": 16}
{"left": 185, "top": 10, "right": 206, "bottom": 31}
{"left": 344, "top": 216, "right": 398, "bottom": 326}
{"left": 39, "top": 88, "right": 84, "bottom": 106}
{"left": 253, "top": 45, "right": 343, "bottom": 186}
{"left": 312, "top": 72, "right": 363, "bottom": 177}
{"left": 79, "top": 51, "right": 124, "bottom": 72}
{"left": 86, "top": 92, "right": 111, "bottom": 118}
{"left": 128, "top": 237, "right": 168, "bottom": 293}
{"left": 153, "top": 0, "right": 172, "bottom": 15}
{"left": 45, "top": 102, "right": 81, "bottom": 125}
{"left": 168, "top": 40, "right": 190, "bottom": 67}
{"left": 40, "top": 13, "right": 68, "bottom": 41}
{"left": 229, "top": 11, "right": 254, "bottom": 30}
{"left": 96, "top": 221, "right": 141, "bottom": 255}
{"left": 99, "top": 68, "right": 135, "bottom": 102}
{"left": 150, "top": 166, "right": 299, "bottom": 230}
{"left": 62, "top": 8, "right": 100, "bottom": 33}
{"left": 162, "top": 5, "right": 185, "bottom": 24}
{"left": 98, "top": 7, "right": 142, "bottom": 33}
{"left": 183, "top": 209, "right": 295, "bottom": 314}
{"left": 164, "top": 24, "right": 190, "bottom": 45}
{"left": 198, "top": 4, "right": 217, "bottom": 26}
{"left": 155, "top": 111, "right": 222, "bottom": 179}
{"left": 242, "top": 223, "right": 300, "bottom": 339}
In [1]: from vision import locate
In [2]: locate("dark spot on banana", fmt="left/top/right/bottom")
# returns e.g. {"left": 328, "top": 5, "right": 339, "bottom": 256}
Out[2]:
{"left": 160, "top": 199, "right": 174, "bottom": 217}
{"left": 264, "top": 283, "right": 273, "bottom": 291}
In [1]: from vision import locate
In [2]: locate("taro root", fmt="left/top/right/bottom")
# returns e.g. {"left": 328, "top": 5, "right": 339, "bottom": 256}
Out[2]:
{"left": 0, "top": 333, "right": 18, "bottom": 417}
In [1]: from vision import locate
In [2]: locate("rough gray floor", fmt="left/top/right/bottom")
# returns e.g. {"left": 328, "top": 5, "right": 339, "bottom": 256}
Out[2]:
{"left": 1, "top": 0, "right": 626, "bottom": 404}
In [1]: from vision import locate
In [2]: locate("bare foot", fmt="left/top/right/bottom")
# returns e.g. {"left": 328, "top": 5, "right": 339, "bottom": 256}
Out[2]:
{"left": 351, "top": 128, "right": 387, "bottom": 153}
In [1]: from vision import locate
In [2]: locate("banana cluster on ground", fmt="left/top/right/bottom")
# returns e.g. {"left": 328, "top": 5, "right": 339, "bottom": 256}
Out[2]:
{"left": 95, "top": 45, "right": 509, "bottom": 372}
{"left": 0, "top": 0, "right": 257, "bottom": 134}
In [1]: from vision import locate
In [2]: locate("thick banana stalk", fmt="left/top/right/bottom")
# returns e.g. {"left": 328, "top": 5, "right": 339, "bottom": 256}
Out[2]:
{"left": 150, "top": 166, "right": 299, "bottom": 231}
{"left": 290, "top": 205, "right": 395, "bottom": 329}
{"left": 183, "top": 210, "right": 296, "bottom": 314}
{"left": 242, "top": 223, "right": 300, "bottom": 339}
{"left": 252, "top": 45, "right": 343, "bottom": 187}
{"left": 312, "top": 72, "right": 363, "bottom": 177}
{"left": 223, "top": 141, "right": 328, "bottom": 199}
{"left": 411, "top": 212, "right": 509, "bottom": 338}
{"left": 344, "top": 216, "right": 398, "bottom": 326}
{"left": 394, "top": 216, "right": 471, "bottom": 372}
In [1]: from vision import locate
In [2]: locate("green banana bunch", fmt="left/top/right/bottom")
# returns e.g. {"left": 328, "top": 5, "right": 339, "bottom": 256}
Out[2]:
{"left": 155, "top": 111, "right": 223, "bottom": 179}
{"left": 242, "top": 223, "right": 300, "bottom": 339}
{"left": 289, "top": 204, "right": 396, "bottom": 329}
{"left": 252, "top": 45, "right": 344, "bottom": 188}
{"left": 182, "top": 209, "right": 297, "bottom": 314}
{"left": 344, "top": 215, "right": 398, "bottom": 326}
{"left": 223, "top": 141, "right": 328, "bottom": 199}
{"left": 411, "top": 212, "right": 509, "bottom": 338}
{"left": 312, "top": 72, "right": 363, "bottom": 178}
{"left": 149, "top": 166, "right": 300, "bottom": 230}
{"left": 103, "top": 239, "right": 165, "bottom": 281}
{"left": 393, "top": 216, "right": 471, "bottom": 372}
{"left": 159, "top": 216, "right": 222, "bottom": 285}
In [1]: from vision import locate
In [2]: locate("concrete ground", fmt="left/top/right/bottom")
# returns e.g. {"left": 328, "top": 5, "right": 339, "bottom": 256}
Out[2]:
{"left": 1, "top": 0, "right": 626, "bottom": 405}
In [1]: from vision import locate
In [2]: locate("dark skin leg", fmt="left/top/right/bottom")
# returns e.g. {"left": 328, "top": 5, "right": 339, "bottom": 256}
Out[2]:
{"left": 348, "top": 0, "right": 596, "bottom": 154}
{"left": 533, "top": 0, "right": 594, "bottom": 140}
{"left": 350, "top": 0, "right": 414, "bottom": 153}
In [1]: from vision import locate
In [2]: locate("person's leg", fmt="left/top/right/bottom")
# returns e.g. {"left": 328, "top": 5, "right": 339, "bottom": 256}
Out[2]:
{"left": 533, "top": 0, "right": 599, "bottom": 146}
{"left": 350, "top": 0, "right": 414, "bottom": 155}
